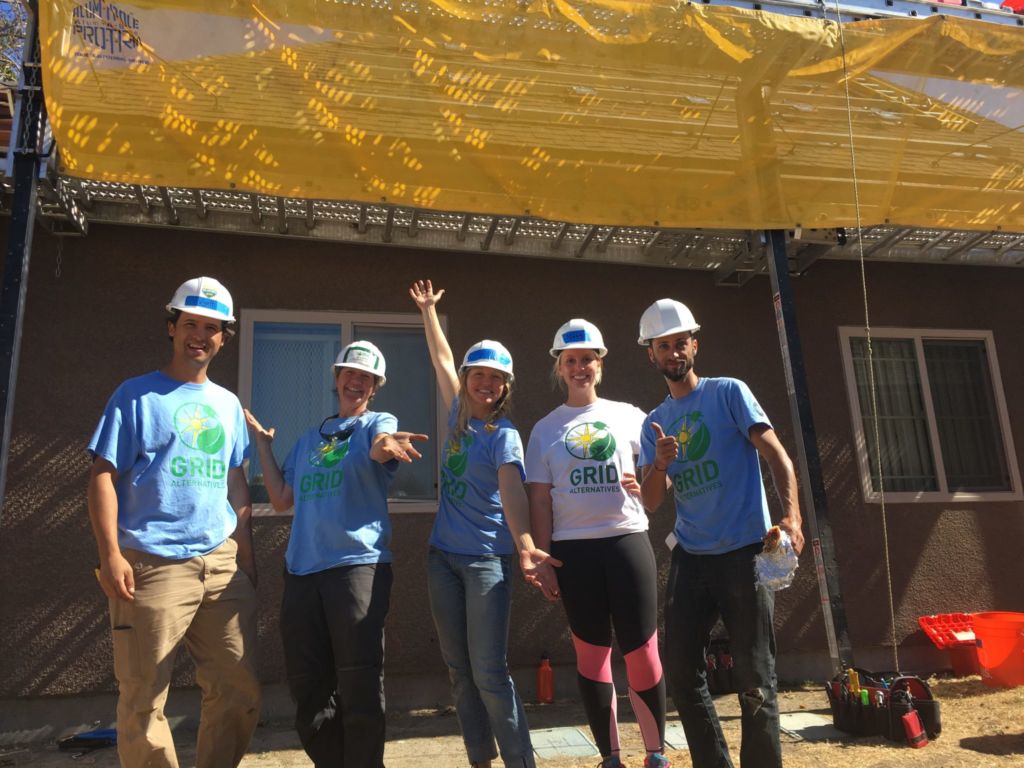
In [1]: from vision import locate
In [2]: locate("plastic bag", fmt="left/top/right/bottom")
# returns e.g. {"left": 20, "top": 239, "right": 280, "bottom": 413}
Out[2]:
{"left": 755, "top": 528, "right": 799, "bottom": 591}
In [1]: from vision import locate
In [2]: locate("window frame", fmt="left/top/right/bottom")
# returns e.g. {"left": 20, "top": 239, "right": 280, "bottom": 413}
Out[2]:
{"left": 838, "top": 326, "right": 1021, "bottom": 503}
{"left": 238, "top": 307, "right": 444, "bottom": 517}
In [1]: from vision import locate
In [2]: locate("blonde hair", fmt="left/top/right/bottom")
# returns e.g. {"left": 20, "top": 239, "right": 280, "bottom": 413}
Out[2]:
{"left": 551, "top": 350, "right": 604, "bottom": 391}
{"left": 452, "top": 368, "right": 513, "bottom": 448}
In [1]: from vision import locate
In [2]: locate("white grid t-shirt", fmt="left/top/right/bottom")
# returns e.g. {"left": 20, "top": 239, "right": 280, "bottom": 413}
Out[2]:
{"left": 525, "top": 398, "right": 648, "bottom": 541}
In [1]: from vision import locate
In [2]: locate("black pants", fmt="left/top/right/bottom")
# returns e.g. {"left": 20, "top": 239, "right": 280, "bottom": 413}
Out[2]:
{"left": 664, "top": 543, "right": 780, "bottom": 768}
{"left": 281, "top": 563, "right": 393, "bottom": 768}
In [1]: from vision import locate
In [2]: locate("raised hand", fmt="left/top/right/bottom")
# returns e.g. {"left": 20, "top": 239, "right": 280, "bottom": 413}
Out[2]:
{"left": 409, "top": 279, "right": 445, "bottom": 310}
{"left": 651, "top": 422, "right": 678, "bottom": 471}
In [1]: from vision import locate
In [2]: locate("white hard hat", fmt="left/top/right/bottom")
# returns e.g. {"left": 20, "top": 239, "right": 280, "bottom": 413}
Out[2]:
{"left": 638, "top": 299, "right": 700, "bottom": 344}
{"left": 335, "top": 340, "right": 387, "bottom": 386}
{"left": 166, "top": 276, "right": 235, "bottom": 322}
{"left": 550, "top": 319, "right": 607, "bottom": 358}
{"left": 460, "top": 340, "right": 514, "bottom": 381}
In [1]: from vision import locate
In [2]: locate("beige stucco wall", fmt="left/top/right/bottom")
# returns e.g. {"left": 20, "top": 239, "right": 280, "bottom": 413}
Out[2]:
{"left": 0, "top": 222, "right": 1021, "bottom": 698}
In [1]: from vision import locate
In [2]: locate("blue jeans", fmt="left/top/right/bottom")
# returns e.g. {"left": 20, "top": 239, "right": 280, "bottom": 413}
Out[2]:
{"left": 427, "top": 547, "right": 535, "bottom": 768}
{"left": 664, "top": 543, "right": 780, "bottom": 768}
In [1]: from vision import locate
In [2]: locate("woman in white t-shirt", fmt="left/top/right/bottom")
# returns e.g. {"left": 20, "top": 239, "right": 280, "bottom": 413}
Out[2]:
{"left": 525, "top": 319, "right": 670, "bottom": 768}
{"left": 410, "top": 280, "right": 559, "bottom": 768}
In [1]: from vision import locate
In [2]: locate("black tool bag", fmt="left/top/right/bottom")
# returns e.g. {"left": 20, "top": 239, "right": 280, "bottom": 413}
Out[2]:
{"left": 825, "top": 668, "right": 941, "bottom": 743}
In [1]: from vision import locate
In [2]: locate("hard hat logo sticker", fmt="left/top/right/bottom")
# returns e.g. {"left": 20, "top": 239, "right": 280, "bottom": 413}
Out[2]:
{"left": 345, "top": 349, "right": 376, "bottom": 368}
{"left": 564, "top": 422, "right": 616, "bottom": 462}
{"left": 174, "top": 403, "right": 226, "bottom": 455}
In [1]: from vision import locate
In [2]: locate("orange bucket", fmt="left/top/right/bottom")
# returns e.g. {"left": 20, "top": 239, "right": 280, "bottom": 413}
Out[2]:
{"left": 973, "top": 612, "right": 1024, "bottom": 688}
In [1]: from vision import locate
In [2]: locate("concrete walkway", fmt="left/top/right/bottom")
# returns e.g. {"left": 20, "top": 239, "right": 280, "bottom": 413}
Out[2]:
{"left": 0, "top": 686, "right": 818, "bottom": 768}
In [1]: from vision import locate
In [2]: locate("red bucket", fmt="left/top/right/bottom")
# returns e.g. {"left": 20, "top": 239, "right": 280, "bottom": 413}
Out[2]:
{"left": 973, "top": 612, "right": 1024, "bottom": 688}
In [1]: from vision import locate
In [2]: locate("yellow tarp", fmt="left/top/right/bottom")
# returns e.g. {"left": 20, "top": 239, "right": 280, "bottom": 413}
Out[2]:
{"left": 40, "top": 0, "right": 1024, "bottom": 230}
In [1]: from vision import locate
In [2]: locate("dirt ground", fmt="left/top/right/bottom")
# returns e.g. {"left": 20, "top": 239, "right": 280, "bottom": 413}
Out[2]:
{"left": 2, "top": 676, "right": 1022, "bottom": 767}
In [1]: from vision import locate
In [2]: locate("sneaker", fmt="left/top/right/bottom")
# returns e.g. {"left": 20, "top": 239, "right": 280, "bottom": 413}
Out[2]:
{"left": 644, "top": 753, "right": 671, "bottom": 768}
{"left": 598, "top": 756, "right": 624, "bottom": 768}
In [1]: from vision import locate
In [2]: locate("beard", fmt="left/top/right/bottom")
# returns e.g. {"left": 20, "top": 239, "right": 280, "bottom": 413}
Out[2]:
{"left": 658, "top": 357, "right": 692, "bottom": 382}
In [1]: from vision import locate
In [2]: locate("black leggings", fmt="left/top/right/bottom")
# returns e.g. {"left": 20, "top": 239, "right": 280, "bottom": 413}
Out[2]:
{"left": 551, "top": 532, "right": 667, "bottom": 757}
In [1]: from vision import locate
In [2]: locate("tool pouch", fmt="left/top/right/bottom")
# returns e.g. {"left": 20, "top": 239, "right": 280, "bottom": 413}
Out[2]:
{"left": 827, "top": 669, "right": 941, "bottom": 744}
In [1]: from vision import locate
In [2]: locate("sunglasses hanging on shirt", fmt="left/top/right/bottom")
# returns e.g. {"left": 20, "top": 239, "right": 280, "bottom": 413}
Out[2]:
{"left": 318, "top": 415, "right": 356, "bottom": 449}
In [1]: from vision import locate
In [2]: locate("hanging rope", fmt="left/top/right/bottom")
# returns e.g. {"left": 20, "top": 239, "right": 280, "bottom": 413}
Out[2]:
{"left": 828, "top": 0, "right": 901, "bottom": 674}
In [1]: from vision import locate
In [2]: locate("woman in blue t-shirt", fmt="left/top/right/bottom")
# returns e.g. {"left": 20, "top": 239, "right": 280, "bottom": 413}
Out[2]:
{"left": 410, "top": 279, "right": 559, "bottom": 768}
{"left": 245, "top": 341, "right": 426, "bottom": 768}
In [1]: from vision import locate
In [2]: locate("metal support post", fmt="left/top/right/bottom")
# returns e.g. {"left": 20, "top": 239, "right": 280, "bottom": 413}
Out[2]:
{"left": 765, "top": 229, "right": 854, "bottom": 674}
{"left": 0, "top": 1, "right": 43, "bottom": 520}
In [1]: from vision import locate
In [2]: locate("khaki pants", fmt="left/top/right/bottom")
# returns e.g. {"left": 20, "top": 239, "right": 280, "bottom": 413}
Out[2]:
{"left": 109, "top": 538, "right": 260, "bottom": 768}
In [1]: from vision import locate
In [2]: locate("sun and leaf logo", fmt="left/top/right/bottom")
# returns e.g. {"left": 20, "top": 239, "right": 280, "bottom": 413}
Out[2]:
{"left": 445, "top": 433, "right": 474, "bottom": 477}
{"left": 174, "top": 403, "right": 226, "bottom": 455}
{"left": 667, "top": 411, "right": 711, "bottom": 463}
{"left": 564, "top": 422, "right": 617, "bottom": 461}
{"left": 309, "top": 438, "right": 350, "bottom": 468}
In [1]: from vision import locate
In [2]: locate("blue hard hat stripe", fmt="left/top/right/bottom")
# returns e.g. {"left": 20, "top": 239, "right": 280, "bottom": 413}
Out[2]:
{"left": 466, "top": 348, "right": 511, "bottom": 366}
{"left": 184, "top": 295, "right": 231, "bottom": 316}
{"left": 562, "top": 329, "right": 592, "bottom": 344}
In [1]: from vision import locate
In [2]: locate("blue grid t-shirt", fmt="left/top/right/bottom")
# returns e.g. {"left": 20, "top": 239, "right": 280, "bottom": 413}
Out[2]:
{"left": 430, "top": 398, "right": 525, "bottom": 556}
{"left": 640, "top": 377, "right": 771, "bottom": 555}
{"left": 88, "top": 370, "right": 249, "bottom": 558}
{"left": 282, "top": 411, "right": 398, "bottom": 574}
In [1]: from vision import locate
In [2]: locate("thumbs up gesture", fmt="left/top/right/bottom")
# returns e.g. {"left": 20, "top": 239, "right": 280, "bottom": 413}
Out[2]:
{"left": 651, "top": 422, "right": 678, "bottom": 472}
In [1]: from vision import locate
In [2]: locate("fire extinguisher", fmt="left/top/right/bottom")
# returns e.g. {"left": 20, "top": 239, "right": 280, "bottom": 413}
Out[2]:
{"left": 537, "top": 655, "right": 554, "bottom": 704}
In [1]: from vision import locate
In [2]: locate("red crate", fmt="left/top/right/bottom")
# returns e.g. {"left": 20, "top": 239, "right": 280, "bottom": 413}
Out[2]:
{"left": 918, "top": 613, "right": 976, "bottom": 649}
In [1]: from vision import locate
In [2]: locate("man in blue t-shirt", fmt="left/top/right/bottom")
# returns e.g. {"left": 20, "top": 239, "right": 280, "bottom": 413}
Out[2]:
{"left": 637, "top": 299, "right": 804, "bottom": 768}
{"left": 87, "top": 277, "right": 259, "bottom": 768}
